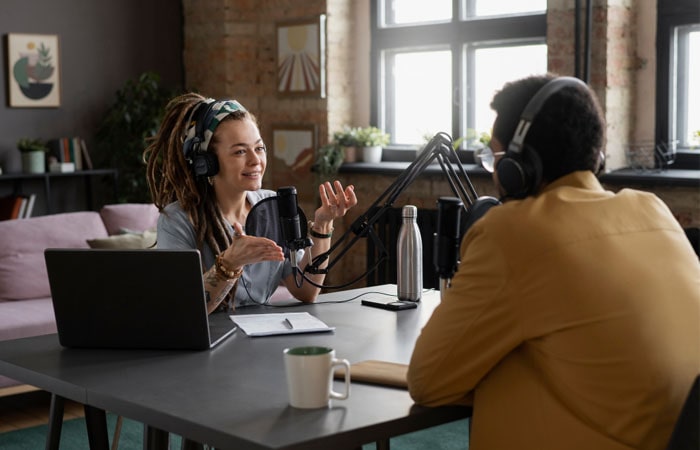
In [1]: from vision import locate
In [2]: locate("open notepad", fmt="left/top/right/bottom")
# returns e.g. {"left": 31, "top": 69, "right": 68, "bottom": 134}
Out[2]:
{"left": 334, "top": 360, "right": 408, "bottom": 389}
{"left": 230, "top": 312, "right": 335, "bottom": 337}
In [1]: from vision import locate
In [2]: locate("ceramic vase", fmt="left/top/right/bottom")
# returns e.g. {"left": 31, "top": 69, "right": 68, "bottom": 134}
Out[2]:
{"left": 343, "top": 146, "right": 358, "bottom": 163}
{"left": 21, "top": 151, "right": 46, "bottom": 174}
{"left": 361, "top": 146, "right": 382, "bottom": 163}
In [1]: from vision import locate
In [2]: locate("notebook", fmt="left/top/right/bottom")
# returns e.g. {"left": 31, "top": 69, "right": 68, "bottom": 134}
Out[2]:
{"left": 44, "top": 248, "right": 237, "bottom": 351}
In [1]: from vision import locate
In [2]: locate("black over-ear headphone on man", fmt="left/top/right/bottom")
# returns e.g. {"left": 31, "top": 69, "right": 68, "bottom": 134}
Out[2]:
{"left": 495, "top": 76, "right": 589, "bottom": 199}
{"left": 182, "top": 100, "right": 221, "bottom": 178}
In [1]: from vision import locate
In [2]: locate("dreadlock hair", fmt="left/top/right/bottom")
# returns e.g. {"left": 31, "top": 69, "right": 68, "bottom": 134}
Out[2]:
{"left": 144, "top": 92, "right": 258, "bottom": 257}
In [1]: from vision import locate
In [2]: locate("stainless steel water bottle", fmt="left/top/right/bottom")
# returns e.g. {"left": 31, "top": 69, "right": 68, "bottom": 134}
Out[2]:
{"left": 397, "top": 205, "right": 422, "bottom": 301}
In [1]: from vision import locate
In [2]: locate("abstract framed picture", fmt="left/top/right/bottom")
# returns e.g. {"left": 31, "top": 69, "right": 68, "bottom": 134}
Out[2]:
{"left": 272, "top": 124, "right": 317, "bottom": 173}
{"left": 276, "top": 15, "right": 326, "bottom": 98}
{"left": 6, "top": 33, "right": 61, "bottom": 107}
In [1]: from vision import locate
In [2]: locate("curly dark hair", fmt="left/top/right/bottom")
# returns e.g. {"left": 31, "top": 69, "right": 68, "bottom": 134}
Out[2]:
{"left": 144, "top": 93, "right": 257, "bottom": 255}
{"left": 490, "top": 74, "right": 605, "bottom": 183}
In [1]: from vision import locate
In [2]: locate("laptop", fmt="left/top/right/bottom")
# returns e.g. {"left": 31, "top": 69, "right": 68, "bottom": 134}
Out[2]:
{"left": 44, "top": 248, "right": 237, "bottom": 351}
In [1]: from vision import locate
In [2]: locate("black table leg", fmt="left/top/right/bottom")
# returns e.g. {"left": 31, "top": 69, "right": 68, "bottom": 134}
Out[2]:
{"left": 45, "top": 394, "right": 65, "bottom": 450}
{"left": 84, "top": 404, "right": 109, "bottom": 450}
{"left": 143, "top": 425, "right": 170, "bottom": 450}
{"left": 376, "top": 439, "right": 391, "bottom": 450}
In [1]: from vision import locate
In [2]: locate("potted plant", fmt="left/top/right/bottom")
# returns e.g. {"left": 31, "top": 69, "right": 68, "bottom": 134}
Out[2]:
{"left": 95, "top": 72, "right": 176, "bottom": 203}
{"left": 313, "top": 143, "right": 345, "bottom": 178}
{"left": 332, "top": 126, "right": 359, "bottom": 162}
{"left": 355, "top": 126, "right": 390, "bottom": 163}
{"left": 17, "top": 138, "right": 49, "bottom": 174}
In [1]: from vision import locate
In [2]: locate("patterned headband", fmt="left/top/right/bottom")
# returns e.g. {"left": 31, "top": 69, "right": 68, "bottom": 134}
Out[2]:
{"left": 184, "top": 98, "right": 247, "bottom": 154}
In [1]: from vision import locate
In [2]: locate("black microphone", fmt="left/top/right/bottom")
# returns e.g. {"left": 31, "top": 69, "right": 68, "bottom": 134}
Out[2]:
{"left": 434, "top": 197, "right": 463, "bottom": 291}
{"left": 277, "top": 186, "right": 311, "bottom": 269}
{"left": 434, "top": 196, "right": 501, "bottom": 293}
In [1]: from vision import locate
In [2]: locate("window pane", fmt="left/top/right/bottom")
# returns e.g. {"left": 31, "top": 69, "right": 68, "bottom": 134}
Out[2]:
{"left": 472, "top": 44, "right": 547, "bottom": 138}
{"left": 392, "top": 50, "right": 452, "bottom": 144}
{"left": 687, "top": 31, "right": 700, "bottom": 146}
{"left": 386, "top": 0, "right": 452, "bottom": 25}
{"left": 473, "top": 0, "right": 546, "bottom": 17}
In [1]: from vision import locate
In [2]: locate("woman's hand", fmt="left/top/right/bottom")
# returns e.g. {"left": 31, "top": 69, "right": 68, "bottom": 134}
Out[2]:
{"left": 221, "top": 222, "right": 284, "bottom": 269}
{"left": 314, "top": 181, "right": 358, "bottom": 225}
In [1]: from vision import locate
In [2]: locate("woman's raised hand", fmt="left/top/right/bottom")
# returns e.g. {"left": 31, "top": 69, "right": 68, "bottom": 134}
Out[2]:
{"left": 222, "top": 222, "right": 284, "bottom": 270}
{"left": 315, "top": 181, "right": 358, "bottom": 224}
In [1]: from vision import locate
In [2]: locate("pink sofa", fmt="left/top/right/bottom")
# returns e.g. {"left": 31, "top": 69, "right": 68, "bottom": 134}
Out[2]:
{"left": 0, "top": 203, "right": 159, "bottom": 391}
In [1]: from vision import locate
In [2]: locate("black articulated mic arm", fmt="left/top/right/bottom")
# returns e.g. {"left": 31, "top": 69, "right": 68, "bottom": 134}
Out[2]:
{"left": 302, "top": 132, "right": 500, "bottom": 290}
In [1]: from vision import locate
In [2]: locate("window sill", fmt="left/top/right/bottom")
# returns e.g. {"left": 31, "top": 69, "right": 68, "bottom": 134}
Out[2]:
{"left": 339, "top": 162, "right": 700, "bottom": 188}
{"left": 600, "top": 168, "right": 700, "bottom": 188}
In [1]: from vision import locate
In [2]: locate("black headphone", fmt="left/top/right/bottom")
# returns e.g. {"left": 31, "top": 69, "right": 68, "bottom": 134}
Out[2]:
{"left": 495, "top": 76, "right": 589, "bottom": 199}
{"left": 182, "top": 100, "right": 221, "bottom": 178}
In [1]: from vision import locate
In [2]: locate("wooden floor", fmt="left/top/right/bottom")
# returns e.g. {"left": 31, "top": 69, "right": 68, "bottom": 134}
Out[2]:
{"left": 0, "top": 389, "right": 85, "bottom": 433}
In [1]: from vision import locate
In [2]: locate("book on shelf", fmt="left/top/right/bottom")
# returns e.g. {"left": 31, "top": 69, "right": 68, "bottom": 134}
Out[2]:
{"left": 0, "top": 195, "right": 23, "bottom": 220}
{"left": 47, "top": 137, "right": 93, "bottom": 171}
{"left": 0, "top": 193, "right": 36, "bottom": 220}
{"left": 23, "top": 193, "right": 36, "bottom": 218}
{"left": 80, "top": 139, "right": 93, "bottom": 170}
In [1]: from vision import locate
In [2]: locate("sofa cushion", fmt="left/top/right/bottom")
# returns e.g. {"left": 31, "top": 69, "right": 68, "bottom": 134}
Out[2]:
{"left": 0, "top": 298, "right": 57, "bottom": 341}
{"left": 0, "top": 212, "right": 108, "bottom": 301}
{"left": 0, "top": 297, "right": 58, "bottom": 389}
{"left": 87, "top": 229, "right": 157, "bottom": 249}
{"left": 100, "top": 203, "right": 159, "bottom": 235}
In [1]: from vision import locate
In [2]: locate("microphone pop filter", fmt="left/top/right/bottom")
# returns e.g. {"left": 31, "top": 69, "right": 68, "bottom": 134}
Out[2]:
{"left": 244, "top": 195, "right": 308, "bottom": 247}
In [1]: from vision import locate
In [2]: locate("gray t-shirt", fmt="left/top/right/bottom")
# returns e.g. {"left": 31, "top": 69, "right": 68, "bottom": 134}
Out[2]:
{"left": 156, "top": 189, "right": 301, "bottom": 307}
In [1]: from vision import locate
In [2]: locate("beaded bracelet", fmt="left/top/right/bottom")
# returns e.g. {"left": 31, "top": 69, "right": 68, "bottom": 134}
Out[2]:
{"left": 308, "top": 220, "right": 333, "bottom": 239}
{"left": 215, "top": 253, "right": 243, "bottom": 280}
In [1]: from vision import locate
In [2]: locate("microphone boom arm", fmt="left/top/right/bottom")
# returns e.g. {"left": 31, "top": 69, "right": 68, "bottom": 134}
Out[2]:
{"left": 304, "top": 132, "right": 480, "bottom": 284}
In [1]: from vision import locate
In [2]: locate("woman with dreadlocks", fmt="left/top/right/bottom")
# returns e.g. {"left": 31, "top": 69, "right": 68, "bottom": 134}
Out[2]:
{"left": 145, "top": 93, "right": 357, "bottom": 313}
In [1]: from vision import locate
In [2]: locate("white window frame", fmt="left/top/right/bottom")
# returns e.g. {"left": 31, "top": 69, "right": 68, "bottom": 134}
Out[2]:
{"left": 370, "top": 0, "right": 547, "bottom": 152}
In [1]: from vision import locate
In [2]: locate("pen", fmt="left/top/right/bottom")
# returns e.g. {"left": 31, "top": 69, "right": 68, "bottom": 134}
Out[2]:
{"left": 284, "top": 318, "right": 294, "bottom": 329}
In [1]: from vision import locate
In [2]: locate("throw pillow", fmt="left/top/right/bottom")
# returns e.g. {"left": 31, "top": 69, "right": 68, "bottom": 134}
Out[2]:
{"left": 99, "top": 203, "right": 159, "bottom": 235}
{"left": 86, "top": 229, "right": 157, "bottom": 249}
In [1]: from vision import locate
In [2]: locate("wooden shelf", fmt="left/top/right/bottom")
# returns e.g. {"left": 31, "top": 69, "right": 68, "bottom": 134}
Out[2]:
{"left": 0, "top": 169, "right": 118, "bottom": 214}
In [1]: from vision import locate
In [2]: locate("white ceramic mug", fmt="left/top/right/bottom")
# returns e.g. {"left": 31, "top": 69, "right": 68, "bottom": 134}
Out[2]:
{"left": 283, "top": 346, "right": 351, "bottom": 409}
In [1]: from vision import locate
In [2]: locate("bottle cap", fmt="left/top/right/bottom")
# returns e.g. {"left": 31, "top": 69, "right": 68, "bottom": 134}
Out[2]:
{"left": 402, "top": 205, "right": 417, "bottom": 218}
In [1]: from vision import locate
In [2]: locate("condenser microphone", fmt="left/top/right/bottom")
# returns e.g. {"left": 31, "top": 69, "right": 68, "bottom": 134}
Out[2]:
{"left": 277, "top": 186, "right": 311, "bottom": 269}
{"left": 434, "top": 197, "right": 463, "bottom": 292}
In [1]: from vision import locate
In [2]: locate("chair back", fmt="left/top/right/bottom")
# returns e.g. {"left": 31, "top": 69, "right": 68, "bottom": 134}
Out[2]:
{"left": 666, "top": 375, "right": 699, "bottom": 450}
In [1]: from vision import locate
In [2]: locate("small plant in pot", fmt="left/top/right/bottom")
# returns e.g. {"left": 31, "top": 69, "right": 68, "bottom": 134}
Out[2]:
{"left": 355, "top": 126, "right": 390, "bottom": 163}
{"left": 313, "top": 143, "right": 345, "bottom": 178}
{"left": 332, "top": 126, "right": 359, "bottom": 162}
{"left": 17, "top": 138, "right": 49, "bottom": 174}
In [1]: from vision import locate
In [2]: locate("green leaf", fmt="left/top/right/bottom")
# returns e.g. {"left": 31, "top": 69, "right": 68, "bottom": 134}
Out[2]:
{"left": 12, "top": 57, "right": 30, "bottom": 88}
{"left": 32, "top": 63, "right": 54, "bottom": 82}
{"left": 95, "top": 71, "right": 179, "bottom": 203}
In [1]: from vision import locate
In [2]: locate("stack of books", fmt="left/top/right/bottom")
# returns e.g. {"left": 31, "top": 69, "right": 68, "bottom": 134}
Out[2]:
{"left": 0, "top": 194, "right": 37, "bottom": 220}
{"left": 47, "top": 137, "right": 93, "bottom": 173}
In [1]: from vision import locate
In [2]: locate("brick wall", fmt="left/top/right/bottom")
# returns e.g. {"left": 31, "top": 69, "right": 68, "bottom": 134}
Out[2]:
{"left": 548, "top": 0, "right": 642, "bottom": 171}
{"left": 183, "top": 0, "right": 335, "bottom": 214}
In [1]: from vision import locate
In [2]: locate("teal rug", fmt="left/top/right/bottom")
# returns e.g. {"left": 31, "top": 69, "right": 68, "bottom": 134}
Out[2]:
{"left": 0, "top": 414, "right": 469, "bottom": 449}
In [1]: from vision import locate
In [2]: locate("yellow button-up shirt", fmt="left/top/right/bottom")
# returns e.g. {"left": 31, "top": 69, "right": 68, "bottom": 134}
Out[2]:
{"left": 408, "top": 171, "right": 700, "bottom": 450}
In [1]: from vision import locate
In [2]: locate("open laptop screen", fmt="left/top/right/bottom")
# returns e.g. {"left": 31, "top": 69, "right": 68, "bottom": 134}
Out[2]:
{"left": 44, "top": 248, "right": 235, "bottom": 350}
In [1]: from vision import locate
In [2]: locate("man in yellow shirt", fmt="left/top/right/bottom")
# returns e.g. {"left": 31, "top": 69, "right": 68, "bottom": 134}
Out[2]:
{"left": 407, "top": 75, "right": 700, "bottom": 450}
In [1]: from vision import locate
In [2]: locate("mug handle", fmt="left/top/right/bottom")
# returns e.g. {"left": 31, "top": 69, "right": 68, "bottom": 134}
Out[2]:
{"left": 329, "top": 358, "right": 351, "bottom": 400}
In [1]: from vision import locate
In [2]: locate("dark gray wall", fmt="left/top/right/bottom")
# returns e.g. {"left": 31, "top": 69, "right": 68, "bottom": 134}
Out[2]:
{"left": 0, "top": 0, "right": 183, "bottom": 214}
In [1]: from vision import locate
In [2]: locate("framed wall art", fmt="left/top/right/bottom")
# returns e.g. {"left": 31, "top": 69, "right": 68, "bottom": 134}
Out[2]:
{"left": 6, "top": 33, "right": 61, "bottom": 108}
{"left": 272, "top": 124, "right": 317, "bottom": 172}
{"left": 276, "top": 16, "right": 326, "bottom": 98}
